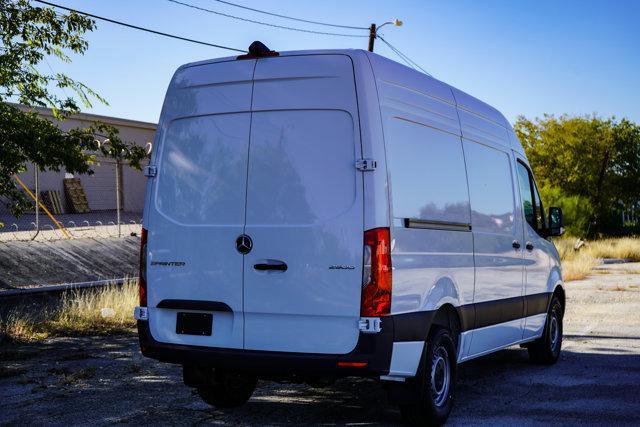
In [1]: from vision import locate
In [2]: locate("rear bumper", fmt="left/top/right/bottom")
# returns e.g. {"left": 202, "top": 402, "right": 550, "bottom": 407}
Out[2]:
{"left": 137, "top": 318, "right": 395, "bottom": 377}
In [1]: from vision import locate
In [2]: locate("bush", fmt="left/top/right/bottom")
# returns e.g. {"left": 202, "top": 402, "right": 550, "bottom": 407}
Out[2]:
{"left": 540, "top": 185, "right": 593, "bottom": 236}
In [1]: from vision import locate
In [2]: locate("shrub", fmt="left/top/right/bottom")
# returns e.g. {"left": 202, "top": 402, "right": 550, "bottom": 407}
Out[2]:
{"left": 540, "top": 185, "right": 593, "bottom": 237}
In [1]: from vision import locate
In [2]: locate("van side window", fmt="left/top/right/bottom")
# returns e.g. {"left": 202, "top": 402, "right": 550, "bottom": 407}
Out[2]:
{"left": 516, "top": 162, "right": 534, "bottom": 228}
{"left": 516, "top": 161, "right": 546, "bottom": 233}
{"left": 532, "top": 180, "right": 546, "bottom": 230}
{"left": 464, "top": 141, "right": 515, "bottom": 233}
{"left": 386, "top": 118, "right": 470, "bottom": 225}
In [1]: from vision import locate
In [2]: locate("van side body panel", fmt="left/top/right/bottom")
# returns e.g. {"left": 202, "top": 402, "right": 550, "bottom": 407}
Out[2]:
{"left": 364, "top": 52, "right": 561, "bottom": 368}
{"left": 511, "top": 154, "right": 559, "bottom": 341}
{"left": 354, "top": 51, "right": 392, "bottom": 231}
{"left": 459, "top": 119, "right": 526, "bottom": 358}
{"left": 366, "top": 54, "right": 472, "bottom": 313}
{"left": 366, "top": 55, "right": 473, "bottom": 368}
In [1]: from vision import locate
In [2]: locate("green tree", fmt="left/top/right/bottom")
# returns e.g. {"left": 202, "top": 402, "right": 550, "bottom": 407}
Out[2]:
{"left": 0, "top": 0, "right": 148, "bottom": 218}
{"left": 538, "top": 185, "right": 593, "bottom": 236}
{"left": 610, "top": 119, "right": 640, "bottom": 207}
{"left": 515, "top": 114, "right": 640, "bottom": 235}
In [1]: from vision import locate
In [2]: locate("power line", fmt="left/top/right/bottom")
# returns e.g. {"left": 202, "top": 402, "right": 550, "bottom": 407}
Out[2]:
{"left": 210, "top": 0, "right": 368, "bottom": 30}
{"left": 34, "top": 0, "right": 246, "bottom": 53}
{"left": 377, "top": 35, "right": 432, "bottom": 76}
{"left": 382, "top": 38, "right": 432, "bottom": 77}
{"left": 166, "top": 0, "right": 367, "bottom": 38}
{"left": 377, "top": 36, "right": 415, "bottom": 70}
{"left": 43, "top": 57, "right": 72, "bottom": 99}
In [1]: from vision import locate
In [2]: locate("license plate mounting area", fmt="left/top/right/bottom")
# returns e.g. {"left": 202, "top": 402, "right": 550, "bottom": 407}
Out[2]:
{"left": 176, "top": 312, "right": 212, "bottom": 336}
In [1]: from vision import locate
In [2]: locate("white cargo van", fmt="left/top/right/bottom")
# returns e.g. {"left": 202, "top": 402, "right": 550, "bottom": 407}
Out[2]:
{"left": 135, "top": 43, "right": 565, "bottom": 425}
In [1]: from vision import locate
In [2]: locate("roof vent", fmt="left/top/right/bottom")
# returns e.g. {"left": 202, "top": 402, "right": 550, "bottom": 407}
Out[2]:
{"left": 237, "top": 41, "right": 279, "bottom": 60}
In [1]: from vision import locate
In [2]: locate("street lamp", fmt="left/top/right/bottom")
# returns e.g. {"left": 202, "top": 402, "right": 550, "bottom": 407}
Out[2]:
{"left": 368, "top": 19, "right": 403, "bottom": 52}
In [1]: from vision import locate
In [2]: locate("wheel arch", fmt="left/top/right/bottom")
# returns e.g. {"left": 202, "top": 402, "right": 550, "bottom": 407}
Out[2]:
{"left": 430, "top": 303, "right": 462, "bottom": 353}
{"left": 552, "top": 283, "right": 566, "bottom": 314}
{"left": 547, "top": 266, "right": 565, "bottom": 312}
{"left": 431, "top": 303, "right": 461, "bottom": 336}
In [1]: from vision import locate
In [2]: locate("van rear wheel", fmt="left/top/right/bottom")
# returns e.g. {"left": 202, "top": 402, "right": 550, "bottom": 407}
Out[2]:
{"left": 399, "top": 327, "right": 457, "bottom": 426}
{"left": 528, "top": 295, "right": 563, "bottom": 364}
{"left": 197, "top": 370, "right": 257, "bottom": 408}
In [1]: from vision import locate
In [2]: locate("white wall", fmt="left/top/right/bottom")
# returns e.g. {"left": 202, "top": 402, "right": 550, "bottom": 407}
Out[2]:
{"left": 15, "top": 106, "right": 156, "bottom": 213}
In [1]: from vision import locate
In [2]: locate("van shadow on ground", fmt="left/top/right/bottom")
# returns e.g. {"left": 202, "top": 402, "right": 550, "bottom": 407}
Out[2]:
{"left": 1, "top": 333, "right": 639, "bottom": 425}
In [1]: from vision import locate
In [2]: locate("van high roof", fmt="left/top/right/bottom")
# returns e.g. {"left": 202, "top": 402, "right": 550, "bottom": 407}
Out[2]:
{"left": 176, "top": 48, "right": 521, "bottom": 153}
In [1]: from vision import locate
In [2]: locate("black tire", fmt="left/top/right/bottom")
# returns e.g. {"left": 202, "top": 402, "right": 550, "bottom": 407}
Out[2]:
{"left": 528, "top": 295, "right": 563, "bottom": 364}
{"left": 197, "top": 370, "right": 258, "bottom": 408}
{"left": 400, "top": 327, "right": 457, "bottom": 426}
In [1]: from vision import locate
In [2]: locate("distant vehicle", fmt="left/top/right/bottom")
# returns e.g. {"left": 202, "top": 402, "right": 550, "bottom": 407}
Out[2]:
{"left": 135, "top": 43, "right": 565, "bottom": 425}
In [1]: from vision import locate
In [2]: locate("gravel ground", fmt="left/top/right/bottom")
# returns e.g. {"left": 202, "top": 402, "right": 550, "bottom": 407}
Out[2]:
{"left": 1, "top": 263, "right": 639, "bottom": 425}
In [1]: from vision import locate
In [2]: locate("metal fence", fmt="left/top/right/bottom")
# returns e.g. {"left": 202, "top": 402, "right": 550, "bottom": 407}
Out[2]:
{"left": 622, "top": 204, "right": 639, "bottom": 225}
{"left": 0, "top": 162, "right": 143, "bottom": 242}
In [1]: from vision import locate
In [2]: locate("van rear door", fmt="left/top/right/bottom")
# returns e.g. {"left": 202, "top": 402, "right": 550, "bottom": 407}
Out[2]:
{"left": 147, "top": 60, "right": 255, "bottom": 349}
{"left": 242, "top": 55, "right": 364, "bottom": 354}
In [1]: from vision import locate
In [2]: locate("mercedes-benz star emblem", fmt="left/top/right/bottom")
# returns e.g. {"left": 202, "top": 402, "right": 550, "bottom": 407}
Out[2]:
{"left": 236, "top": 234, "right": 253, "bottom": 254}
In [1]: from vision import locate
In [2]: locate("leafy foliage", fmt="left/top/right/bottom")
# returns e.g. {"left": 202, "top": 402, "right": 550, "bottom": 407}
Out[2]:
{"left": 515, "top": 114, "right": 640, "bottom": 236}
{"left": 0, "top": 0, "right": 149, "bottom": 217}
{"left": 538, "top": 185, "right": 592, "bottom": 236}
{"left": 0, "top": 0, "right": 100, "bottom": 116}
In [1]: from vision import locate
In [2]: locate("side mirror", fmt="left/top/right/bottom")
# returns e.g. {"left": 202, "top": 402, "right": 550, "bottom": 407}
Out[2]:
{"left": 548, "top": 206, "right": 564, "bottom": 236}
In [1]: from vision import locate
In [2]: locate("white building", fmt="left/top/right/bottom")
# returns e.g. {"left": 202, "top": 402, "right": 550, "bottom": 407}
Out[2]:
{"left": 14, "top": 105, "right": 156, "bottom": 214}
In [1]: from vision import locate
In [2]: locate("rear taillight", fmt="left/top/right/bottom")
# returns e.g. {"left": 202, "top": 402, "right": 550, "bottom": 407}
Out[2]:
{"left": 139, "top": 227, "right": 148, "bottom": 307}
{"left": 361, "top": 227, "right": 392, "bottom": 317}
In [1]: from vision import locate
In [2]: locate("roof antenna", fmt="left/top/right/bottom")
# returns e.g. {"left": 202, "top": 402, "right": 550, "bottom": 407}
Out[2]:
{"left": 237, "top": 41, "right": 279, "bottom": 59}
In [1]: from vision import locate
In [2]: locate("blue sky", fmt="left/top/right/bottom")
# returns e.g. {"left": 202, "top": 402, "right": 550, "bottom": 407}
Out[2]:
{"left": 43, "top": 0, "right": 640, "bottom": 124}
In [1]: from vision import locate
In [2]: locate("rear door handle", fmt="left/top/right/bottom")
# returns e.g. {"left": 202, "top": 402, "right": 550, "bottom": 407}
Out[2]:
{"left": 525, "top": 242, "right": 534, "bottom": 251}
{"left": 253, "top": 260, "right": 288, "bottom": 272}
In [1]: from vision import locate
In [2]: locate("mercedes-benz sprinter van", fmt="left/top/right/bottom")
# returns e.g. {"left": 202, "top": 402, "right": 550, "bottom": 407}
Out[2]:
{"left": 135, "top": 44, "right": 565, "bottom": 425}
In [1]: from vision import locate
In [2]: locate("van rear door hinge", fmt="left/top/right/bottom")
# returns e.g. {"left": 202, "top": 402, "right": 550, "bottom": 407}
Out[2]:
{"left": 356, "top": 158, "right": 377, "bottom": 172}
{"left": 144, "top": 165, "right": 157, "bottom": 177}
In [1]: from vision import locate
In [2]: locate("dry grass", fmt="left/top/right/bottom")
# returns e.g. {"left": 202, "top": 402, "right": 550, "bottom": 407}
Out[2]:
{"left": 554, "top": 237, "right": 580, "bottom": 261}
{"left": 585, "top": 238, "right": 640, "bottom": 261}
{"left": 0, "top": 281, "right": 137, "bottom": 343}
{"left": 51, "top": 281, "right": 138, "bottom": 335}
{"left": 555, "top": 237, "right": 602, "bottom": 282}
{"left": 0, "top": 314, "right": 49, "bottom": 343}
{"left": 555, "top": 237, "right": 640, "bottom": 282}
{"left": 561, "top": 253, "right": 601, "bottom": 282}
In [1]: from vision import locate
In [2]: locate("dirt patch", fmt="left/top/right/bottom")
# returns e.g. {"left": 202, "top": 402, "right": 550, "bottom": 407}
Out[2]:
{"left": 1, "top": 264, "right": 639, "bottom": 425}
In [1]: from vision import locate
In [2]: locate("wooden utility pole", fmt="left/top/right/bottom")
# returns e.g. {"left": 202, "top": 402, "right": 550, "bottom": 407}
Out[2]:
{"left": 368, "top": 23, "right": 376, "bottom": 52}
